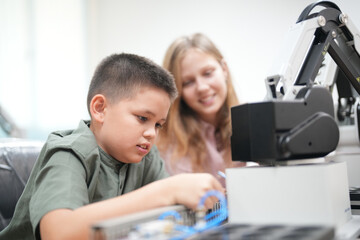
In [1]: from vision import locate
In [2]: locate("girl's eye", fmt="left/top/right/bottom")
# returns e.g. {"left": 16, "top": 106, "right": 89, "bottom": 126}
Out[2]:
{"left": 138, "top": 116, "right": 147, "bottom": 122}
{"left": 182, "top": 79, "right": 194, "bottom": 87}
{"left": 155, "top": 123, "right": 163, "bottom": 129}
{"left": 204, "top": 69, "right": 213, "bottom": 77}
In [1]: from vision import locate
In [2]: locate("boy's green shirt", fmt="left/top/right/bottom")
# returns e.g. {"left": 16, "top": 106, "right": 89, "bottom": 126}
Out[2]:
{"left": 0, "top": 120, "right": 169, "bottom": 240}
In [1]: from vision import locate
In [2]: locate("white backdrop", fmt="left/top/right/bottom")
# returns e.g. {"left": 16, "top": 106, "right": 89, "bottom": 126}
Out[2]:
{"left": 0, "top": 0, "right": 359, "bottom": 140}
{"left": 87, "top": 0, "right": 360, "bottom": 103}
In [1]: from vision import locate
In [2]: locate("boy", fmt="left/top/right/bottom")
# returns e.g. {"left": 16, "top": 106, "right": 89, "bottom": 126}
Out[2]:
{"left": 0, "top": 53, "right": 224, "bottom": 240}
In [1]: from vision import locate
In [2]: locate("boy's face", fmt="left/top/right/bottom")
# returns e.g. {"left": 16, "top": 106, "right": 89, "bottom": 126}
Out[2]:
{"left": 95, "top": 86, "right": 171, "bottom": 163}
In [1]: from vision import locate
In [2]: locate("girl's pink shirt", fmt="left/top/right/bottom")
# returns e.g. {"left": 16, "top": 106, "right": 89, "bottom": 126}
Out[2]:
{"left": 160, "top": 121, "right": 239, "bottom": 187}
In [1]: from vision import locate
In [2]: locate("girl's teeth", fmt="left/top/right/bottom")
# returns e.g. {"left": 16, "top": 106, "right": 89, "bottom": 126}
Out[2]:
{"left": 201, "top": 96, "right": 212, "bottom": 103}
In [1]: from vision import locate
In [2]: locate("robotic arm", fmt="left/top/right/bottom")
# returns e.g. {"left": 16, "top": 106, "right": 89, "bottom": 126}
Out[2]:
{"left": 265, "top": 1, "right": 360, "bottom": 101}
{"left": 231, "top": 1, "right": 360, "bottom": 166}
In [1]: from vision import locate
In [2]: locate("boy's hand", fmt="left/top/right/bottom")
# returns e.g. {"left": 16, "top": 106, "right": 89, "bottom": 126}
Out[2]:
{"left": 165, "top": 173, "right": 225, "bottom": 210}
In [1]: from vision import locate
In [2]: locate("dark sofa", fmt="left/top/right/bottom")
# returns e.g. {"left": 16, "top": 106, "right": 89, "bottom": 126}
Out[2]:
{"left": 0, "top": 138, "right": 43, "bottom": 230}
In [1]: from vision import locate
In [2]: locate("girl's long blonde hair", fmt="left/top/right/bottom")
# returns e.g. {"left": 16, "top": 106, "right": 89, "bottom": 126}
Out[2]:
{"left": 157, "top": 33, "right": 239, "bottom": 172}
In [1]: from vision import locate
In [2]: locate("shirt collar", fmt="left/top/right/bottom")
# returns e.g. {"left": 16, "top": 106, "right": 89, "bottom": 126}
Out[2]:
{"left": 82, "top": 120, "right": 125, "bottom": 172}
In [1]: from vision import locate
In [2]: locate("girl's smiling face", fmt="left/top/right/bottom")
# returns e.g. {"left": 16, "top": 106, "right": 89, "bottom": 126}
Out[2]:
{"left": 180, "top": 48, "right": 228, "bottom": 125}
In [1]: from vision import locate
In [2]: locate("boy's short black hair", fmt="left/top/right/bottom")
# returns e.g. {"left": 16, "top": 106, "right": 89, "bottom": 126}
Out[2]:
{"left": 87, "top": 53, "right": 177, "bottom": 115}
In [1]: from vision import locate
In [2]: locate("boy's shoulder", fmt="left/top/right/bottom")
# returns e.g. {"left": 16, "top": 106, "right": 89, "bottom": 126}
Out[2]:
{"left": 44, "top": 120, "right": 98, "bottom": 159}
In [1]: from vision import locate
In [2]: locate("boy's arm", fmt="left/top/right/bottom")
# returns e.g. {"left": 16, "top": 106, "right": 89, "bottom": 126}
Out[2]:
{"left": 40, "top": 173, "right": 224, "bottom": 240}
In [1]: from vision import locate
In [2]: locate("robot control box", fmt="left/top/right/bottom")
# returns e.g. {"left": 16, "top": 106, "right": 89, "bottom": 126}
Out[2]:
{"left": 226, "top": 161, "right": 351, "bottom": 230}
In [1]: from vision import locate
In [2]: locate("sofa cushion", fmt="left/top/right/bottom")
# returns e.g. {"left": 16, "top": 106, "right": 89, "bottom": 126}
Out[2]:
{"left": 0, "top": 138, "right": 43, "bottom": 230}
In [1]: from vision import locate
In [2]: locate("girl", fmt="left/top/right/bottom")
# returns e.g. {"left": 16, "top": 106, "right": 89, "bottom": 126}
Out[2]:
{"left": 157, "top": 33, "right": 246, "bottom": 186}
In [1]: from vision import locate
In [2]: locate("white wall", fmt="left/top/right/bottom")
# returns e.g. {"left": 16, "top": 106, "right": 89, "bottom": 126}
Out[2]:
{"left": 0, "top": 0, "right": 359, "bottom": 140}
{"left": 87, "top": 0, "right": 360, "bottom": 103}
{"left": 0, "top": 0, "right": 88, "bottom": 139}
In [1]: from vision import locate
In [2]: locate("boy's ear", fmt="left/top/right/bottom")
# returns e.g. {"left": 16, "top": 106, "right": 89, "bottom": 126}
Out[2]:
{"left": 90, "top": 94, "right": 107, "bottom": 123}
